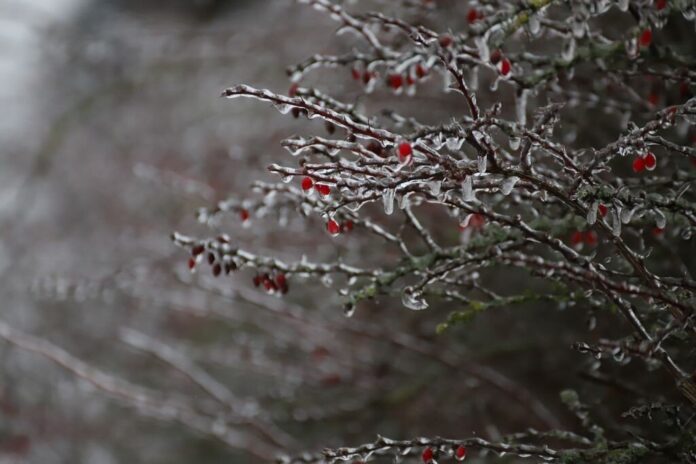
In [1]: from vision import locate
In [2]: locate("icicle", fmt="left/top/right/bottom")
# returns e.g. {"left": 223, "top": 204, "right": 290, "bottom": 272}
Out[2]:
{"left": 478, "top": 155, "right": 487, "bottom": 174}
{"left": 383, "top": 188, "right": 395, "bottom": 215}
{"left": 587, "top": 202, "right": 598, "bottom": 225}
{"left": 461, "top": 176, "right": 476, "bottom": 201}
{"left": 475, "top": 36, "right": 490, "bottom": 62}
{"left": 516, "top": 89, "right": 529, "bottom": 127}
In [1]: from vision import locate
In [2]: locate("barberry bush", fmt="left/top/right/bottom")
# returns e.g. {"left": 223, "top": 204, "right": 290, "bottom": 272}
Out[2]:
{"left": 169, "top": 0, "right": 696, "bottom": 461}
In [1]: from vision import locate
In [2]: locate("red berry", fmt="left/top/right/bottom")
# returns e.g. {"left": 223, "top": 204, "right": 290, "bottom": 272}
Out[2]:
{"left": 398, "top": 142, "right": 413, "bottom": 161}
{"left": 301, "top": 176, "right": 314, "bottom": 191}
{"left": 467, "top": 8, "right": 480, "bottom": 23}
{"left": 644, "top": 152, "right": 656, "bottom": 170}
{"left": 500, "top": 58, "right": 512, "bottom": 76}
{"left": 632, "top": 157, "right": 646, "bottom": 173}
{"left": 188, "top": 257, "right": 196, "bottom": 270}
{"left": 191, "top": 244, "right": 205, "bottom": 256}
{"left": 490, "top": 49, "right": 502, "bottom": 64}
{"left": 327, "top": 219, "right": 341, "bottom": 235}
{"left": 342, "top": 220, "right": 354, "bottom": 232}
{"left": 315, "top": 184, "right": 331, "bottom": 196}
{"left": 252, "top": 274, "right": 262, "bottom": 287}
{"left": 351, "top": 67, "right": 361, "bottom": 80}
{"left": 438, "top": 34, "right": 453, "bottom": 48}
{"left": 212, "top": 263, "right": 222, "bottom": 277}
{"left": 388, "top": 74, "right": 404, "bottom": 89}
{"left": 652, "top": 227, "right": 664, "bottom": 236}
{"left": 415, "top": 64, "right": 428, "bottom": 79}
{"left": 584, "top": 230, "right": 598, "bottom": 247}
{"left": 598, "top": 204, "right": 608, "bottom": 217}
{"left": 655, "top": 0, "right": 667, "bottom": 10}
{"left": 289, "top": 83, "right": 299, "bottom": 97}
{"left": 639, "top": 28, "right": 652, "bottom": 47}
{"left": 406, "top": 75, "right": 415, "bottom": 86}
{"left": 570, "top": 231, "right": 584, "bottom": 246}
{"left": 240, "top": 208, "right": 250, "bottom": 221}
{"left": 455, "top": 445, "right": 467, "bottom": 460}
{"left": 422, "top": 447, "right": 434, "bottom": 463}
{"left": 647, "top": 92, "right": 659, "bottom": 106}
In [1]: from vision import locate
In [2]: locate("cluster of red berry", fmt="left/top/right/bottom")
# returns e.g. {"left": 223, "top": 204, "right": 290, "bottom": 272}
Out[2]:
{"left": 253, "top": 271, "right": 289, "bottom": 294}
{"left": 632, "top": 152, "right": 657, "bottom": 173}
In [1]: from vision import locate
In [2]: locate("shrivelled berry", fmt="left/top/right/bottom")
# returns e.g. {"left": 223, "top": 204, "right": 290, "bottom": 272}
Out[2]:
{"left": 422, "top": 447, "right": 434, "bottom": 463}
{"left": 325, "top": 121, "right": 336, "bottom": 134}
{"left": 415, "top": 64, "right": 428, "bottom": 79}
{"left": 367, "top": 141, "right": 384, "bottom": 156}
{"left": 438, "top": 34, "right": 453, "bottom": 48}
{"left": 212, "top": 263, "right": 222, "bottom": 277}
{"left": 224, "top": 261, "right": 237, "bottom": 274}
{"left": 327, "top": 219, "right": 341, "bottom": 235}
{"left": 397, "top": 142, "right": 413, "bottom": 162}
{"left": 351, "top": 67, "right": 361, "bottom": 80}
{"left": 301, "top": 176, "right": 314, "bottom": 191}
{"left": 188, "top": 257, "right": 196, "bottom": 270}
{"left": 500, "top": 58, "right": 512, "bottom": 76}
{"left": 655, "top": 0, "right": 667, "bottom": 9}
{"left": 388, "top": 74, "right": 404, "bottom": 89}
{"left": 342, "top": 220, "right": 354, "bottom": 232}
{"left": 632, "top": 157, "right": 646, "bottom": 173}
{"left": 275, "top": 273, "right": 288, "bottom": 294}
{"left": 406, "top": 75, "right": 415, "bottom": 86}
{"left": 598, "top": 204, "right": 608, "bottom": 217}
{"left": 647, "top": 92, "right": 659, "bottom": 106}
{"left": 191, "top": 244, "right": 205, "bottom": 256}
{"left": 467, "top": 8, "right": 480, "bottom": 23}
{"left": 490, "top": 49, "right": 502, "bottom": 64}
{"left": 207, "top": 252, "right": 215, "bottom": 265}
{"left": 570, "top": 230, "right": 584, "bottom": 246}
{"left": 455, "top": 445, "right": 467, "bottom": 460}
{"left": 584, "top": 230, "right": 598, "bottom": 247}
{"left": 252, "top": 274, "right": 262, "bottom": 287}
{"left": 652, "top": 227, "right": 664, "bottom": 236}
{"left": 644, "top": 152, "right": 657, "bottom": 170}
{"left": 639, "top": 28, "right": 652, "bottom": 47}
{"left": 288, "top": 83, "right": 299, "bottom": 97}
{"left": 240, "top": 208, "right": 250, "bottom": 221}
{"left": 315, "top": 184, "right": 331, "bottom": 196}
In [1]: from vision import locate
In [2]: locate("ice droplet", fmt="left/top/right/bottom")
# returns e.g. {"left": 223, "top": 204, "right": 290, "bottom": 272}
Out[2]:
{"left": 621, "top": 207, "right": 636, "bottom": 224}
{"left": 343, "top": 302, "right": 355, "bottom": 317}
{"left": 509, "top": 136, "right": 521, "bottom": 150}
{"left": 654, "top": 209, "right": 667, "bottom": 229}
{"left": 562, "top": 38, "right": 577, "bottom": 62}
{"left": 428, "top": 180, "right": 442, "bottom": 196}
{"left": 501, "top": 176, "right": 519, "bottom": 196}
{"left": 618, "top": 0, "right": 629, "bottom": 11}
{"left": 402, "top": 288, "right": 429, "bottom": 310}
{"left": 383, "top": 188, "right": 395, "bottom": 215}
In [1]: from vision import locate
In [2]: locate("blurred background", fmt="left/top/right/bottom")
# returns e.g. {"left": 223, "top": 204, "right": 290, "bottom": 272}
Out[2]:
{"left": 0, "top": 1, "right": 689, "bottom": 463}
